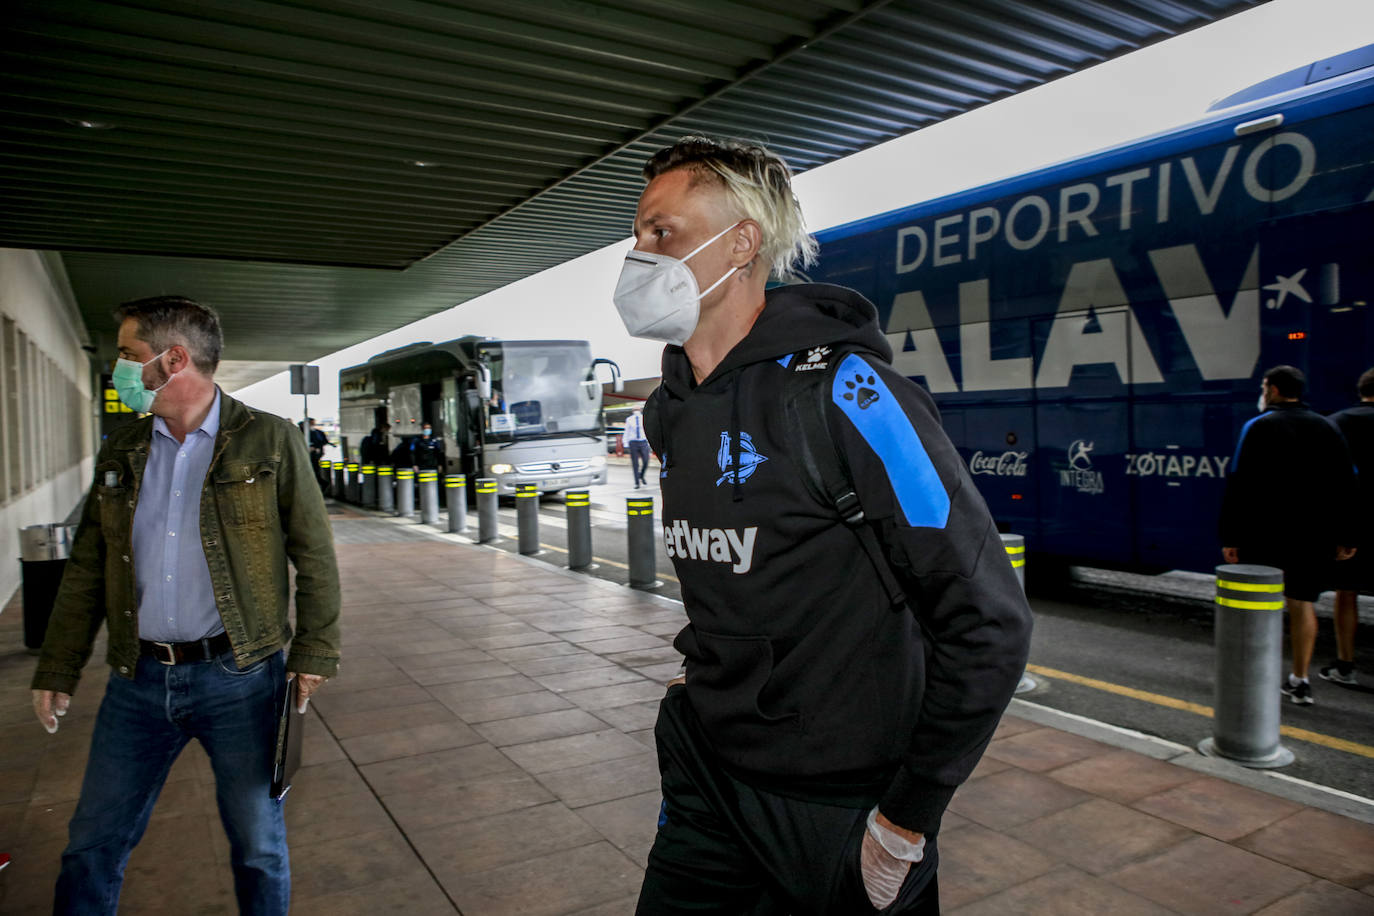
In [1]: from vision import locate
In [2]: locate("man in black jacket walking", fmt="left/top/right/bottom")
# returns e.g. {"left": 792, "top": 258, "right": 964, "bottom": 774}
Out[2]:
{"left": 612, "top": 137, "right": 1032, "bottom": 914}
{"left": 1221, "top": 365, "right": 1357, "bottom": 705}
{"left": 1322, "top": 367, "right": 1374, "bottom": 685}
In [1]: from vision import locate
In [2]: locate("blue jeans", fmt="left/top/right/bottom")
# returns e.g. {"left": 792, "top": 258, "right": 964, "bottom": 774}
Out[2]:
{"left": 55, "top": 649, "right": 289, "bottom": 915}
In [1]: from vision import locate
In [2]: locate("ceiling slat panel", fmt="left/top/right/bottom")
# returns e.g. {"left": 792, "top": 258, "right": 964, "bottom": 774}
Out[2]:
{"left": 0, "top": 0, "right": 1262, "bottom": 377}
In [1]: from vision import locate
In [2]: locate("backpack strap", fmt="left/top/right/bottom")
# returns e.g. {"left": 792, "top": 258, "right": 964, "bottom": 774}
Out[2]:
{"left": 783, "top": 345, "right": 907, "bottom": 611}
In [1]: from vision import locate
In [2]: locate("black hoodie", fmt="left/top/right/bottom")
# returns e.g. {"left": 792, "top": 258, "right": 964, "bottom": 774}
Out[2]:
{"left": 645, "top": 283, "right": 1032, "bottom": 833}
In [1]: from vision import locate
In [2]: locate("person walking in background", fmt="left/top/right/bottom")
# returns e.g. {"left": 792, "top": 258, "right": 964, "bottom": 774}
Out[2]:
{"left": 307, "top": 417, "right": 332, "bottom": 492}
{"left": 31, "top": 296, "right": 341, "bottom": 914}
{"left": 411, "top": 421, "right": 444, "bottom": 470}
{"left": 1220, "top": 364, "right": 1357, "bottom": 705}
{"left": 614, "top": 136, "right": 1032, "bottom": 914}
{"left": 624, "top": 408, "right": 652, "bottom": 488}
{"left": 1323, "top": 366, "right": 1374, "bottom": 686}
{"left": 360, "top": 422, "right": 391, "bottom": 466}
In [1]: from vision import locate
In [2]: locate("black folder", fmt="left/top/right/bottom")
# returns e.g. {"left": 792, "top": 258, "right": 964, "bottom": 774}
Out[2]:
{"left": 271, "top": 677, "right": 304, "bottom": 800}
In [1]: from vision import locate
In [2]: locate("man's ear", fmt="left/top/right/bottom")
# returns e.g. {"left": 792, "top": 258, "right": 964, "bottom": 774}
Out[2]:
{"left": 731, "top": 220, "right": 763, "bottom": 267}
{"left": 166, "top": 345, "right": 191, "bottom": 372}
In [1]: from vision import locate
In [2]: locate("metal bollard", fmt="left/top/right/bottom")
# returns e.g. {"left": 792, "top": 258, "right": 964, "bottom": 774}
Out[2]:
{"left": 476, "top": 478, "right": 499, "bottom": 543}
{"left": 395, "top": 468, "right": 416, "bottom": 518}
{"left": 419, "top": 470, "right": 440, "bottom": 525}
{"left": 446, "top": 474, "right": 467, "bottom": 533}
{"left": 516, "top": 483, "right": 541, "bottom": 555}
{"left": 377, "top": 465, "right": 394, "bottom": 513}
{"left": 1199, "top": 564, "right": 1293, "bottom": 768}
{"left": 1000, "top": 533, "right": 1026, "bottom": 591}
{"left": 565, "top": 490, "right": 594, "bottom": 570}
{"left": 627, "top": 496, "right": 660, "bottom": 589}
{"left": 333, "top": 463, "right": 345, "bottom": 498}
{"left": 319, "top": 459, "right": 332, "bottom": 496}
{"left": 361, "top": 464, "right": 377, "bottom": 508}
{"left": 1000, "top": 533, "right": 1037, "bottom": 695}
{"left": 345, "top": 464, "right": 360, "bottom": 504}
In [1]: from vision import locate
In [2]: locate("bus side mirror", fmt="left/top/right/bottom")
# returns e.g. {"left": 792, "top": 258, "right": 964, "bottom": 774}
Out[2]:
{"left": 593, "top": 358, "right": 624, "bottom": 394}
{"left": 475, "top": 365, "right": 492, "bottom": 401}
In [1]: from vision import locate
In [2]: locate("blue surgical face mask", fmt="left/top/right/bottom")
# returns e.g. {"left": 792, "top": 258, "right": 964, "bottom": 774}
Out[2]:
{"left": 111, "top": 349, "right": 174, "bottom": 414}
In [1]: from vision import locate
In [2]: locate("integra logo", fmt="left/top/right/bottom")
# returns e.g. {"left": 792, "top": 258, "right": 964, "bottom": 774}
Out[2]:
{"left": 663, "top": 520, "right": 758, "bottom": 574}
{"left": 969, "top": 450, "right": 1028, "bottom": 477}
{"left": 1060, "top": 439, "right": 1104, "bottom": 495}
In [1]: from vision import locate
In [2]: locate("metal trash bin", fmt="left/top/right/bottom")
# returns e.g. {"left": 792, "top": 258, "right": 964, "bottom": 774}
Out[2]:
{"left": 19, "top": 523, "right": 75, "bottom": 650}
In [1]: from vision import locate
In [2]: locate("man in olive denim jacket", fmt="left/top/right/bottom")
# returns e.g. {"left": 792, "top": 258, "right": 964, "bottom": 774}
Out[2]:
{"left": 31, "top": 296, "right": 340, "bottom": 915}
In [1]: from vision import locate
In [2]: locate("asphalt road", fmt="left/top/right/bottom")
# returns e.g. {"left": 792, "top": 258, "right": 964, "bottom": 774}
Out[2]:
{"left": 436, "top": 457, "right": 1374, "bottom": 801}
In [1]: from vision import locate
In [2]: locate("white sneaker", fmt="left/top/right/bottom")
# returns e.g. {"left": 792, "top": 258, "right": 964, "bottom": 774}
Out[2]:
{"left": 1318, "top": 665, "right": 1357, "bottom": 686}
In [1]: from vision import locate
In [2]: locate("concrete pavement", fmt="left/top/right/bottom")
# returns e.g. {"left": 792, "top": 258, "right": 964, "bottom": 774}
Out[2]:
{"left": 2, "top": 504, "right": 1373, "bottom": 914}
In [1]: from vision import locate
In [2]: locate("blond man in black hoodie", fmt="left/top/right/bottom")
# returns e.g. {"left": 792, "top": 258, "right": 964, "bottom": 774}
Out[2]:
{"left": 613, "top": 137, "right": 1032, "bottom": 915}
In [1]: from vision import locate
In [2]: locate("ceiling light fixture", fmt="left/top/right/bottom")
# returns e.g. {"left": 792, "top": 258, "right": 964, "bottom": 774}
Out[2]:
{"left": 65, "top": 118, "right": 115, "bottom": 130}
{"left": 407, "top": 159, "right": 441, "bottom": 168}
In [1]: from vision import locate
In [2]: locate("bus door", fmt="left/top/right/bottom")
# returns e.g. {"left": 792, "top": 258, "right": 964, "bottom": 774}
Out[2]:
{"left": 1129, "top": 399, "right": 1236, "bottom": 572}
{"left": 1031, "top": 310, "right": 1133, "bottom": 567}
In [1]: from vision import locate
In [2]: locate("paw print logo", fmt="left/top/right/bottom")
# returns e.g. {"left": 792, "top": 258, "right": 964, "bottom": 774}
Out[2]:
{"left": 843, "top": 373, "right": 880, "bottom": 410}
{"left": 806, "top": 346, "right": 831, "bottom": 363}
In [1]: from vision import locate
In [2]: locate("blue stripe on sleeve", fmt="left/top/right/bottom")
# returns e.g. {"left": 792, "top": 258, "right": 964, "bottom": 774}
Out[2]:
{"left": 1232, "top": 413, "right": 1265, "bottom": 472}
{"left": 832, "top": 354, "right": 950, "bottom": 529}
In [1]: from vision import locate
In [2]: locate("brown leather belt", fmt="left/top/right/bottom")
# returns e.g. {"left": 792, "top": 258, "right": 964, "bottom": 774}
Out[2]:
{"left": 139, "top": 632, "right": 233, "bottom": 665}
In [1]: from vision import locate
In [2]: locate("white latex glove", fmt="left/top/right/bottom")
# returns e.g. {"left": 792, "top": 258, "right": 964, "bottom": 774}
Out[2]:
{"left": 860, "top": 807, "right": 925, "bottom": 910}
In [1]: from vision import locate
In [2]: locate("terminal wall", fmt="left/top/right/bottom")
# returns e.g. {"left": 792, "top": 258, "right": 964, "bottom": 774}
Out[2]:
{"left": 0, "top": 248, "right": 96, "bottom": 607}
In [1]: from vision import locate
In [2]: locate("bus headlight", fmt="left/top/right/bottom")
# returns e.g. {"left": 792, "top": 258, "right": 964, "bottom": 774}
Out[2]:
{"left": 589, "top": 455, "right": 607, "bottom": 469}
{"left": 489, "top": 463, "right": 514, "bottom": 475}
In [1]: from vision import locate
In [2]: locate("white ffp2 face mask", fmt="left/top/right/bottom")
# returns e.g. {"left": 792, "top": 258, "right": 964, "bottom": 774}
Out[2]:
{"left": 612, "top": 221, "right": 741, "bottom": 346}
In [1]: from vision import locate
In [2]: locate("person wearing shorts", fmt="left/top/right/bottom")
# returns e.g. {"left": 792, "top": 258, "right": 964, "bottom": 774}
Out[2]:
{"left": 1221, "top": 365, "right": 1357, "bottom": 705}
{"left": 1323, "top": 367, "right": 1374, "bottom": 685}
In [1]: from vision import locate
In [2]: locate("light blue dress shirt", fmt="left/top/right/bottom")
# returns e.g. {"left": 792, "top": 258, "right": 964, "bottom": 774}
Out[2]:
{"left": 133, "top": 390, "right": 224, "bottom": 642}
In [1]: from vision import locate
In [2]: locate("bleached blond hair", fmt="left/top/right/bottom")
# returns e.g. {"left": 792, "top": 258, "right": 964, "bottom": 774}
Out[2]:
{"left": 643, "top": 136, "right": 817, "bottom": 280}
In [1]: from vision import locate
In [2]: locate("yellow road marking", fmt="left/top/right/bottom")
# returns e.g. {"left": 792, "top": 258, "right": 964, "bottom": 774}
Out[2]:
{"left": 1024, "top": 663, "right": 1374, "bottom": 759}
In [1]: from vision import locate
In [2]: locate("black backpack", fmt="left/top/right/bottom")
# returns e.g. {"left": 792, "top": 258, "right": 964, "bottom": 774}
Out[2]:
{"left": 781, "top": 343, "right": 907, "bottom": 610}
{"left": 646, "top": 344, "right": 909, "bottom": 610}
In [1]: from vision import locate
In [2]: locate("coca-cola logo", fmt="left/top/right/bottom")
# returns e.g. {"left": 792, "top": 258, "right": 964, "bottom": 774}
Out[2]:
{"left": 969, "top": 450, "right": 1029, "bottom": 477}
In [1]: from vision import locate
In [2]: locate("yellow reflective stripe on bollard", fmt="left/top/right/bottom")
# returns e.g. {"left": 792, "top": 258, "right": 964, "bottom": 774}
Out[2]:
{"left": 445, "top": 477, "right": 465, "bottom": 487}
{"left": 419, "top": 472, "right": 438, "bottom": 482}
{"left": 1217, "top": 579, "right": 1283, "bottom": 593}
{"left": 476, "top": 482, "right": 497, "bottom": 494}
{"left": 1004, "top": 545, "right": 1025, "bottom": 554}
{"left": 396, "top": 470, "right": 415, "bottom": 480}
{"left": 362, "top": 465, "right": 375, "bottom": 475}
{"left": 1009, "top": 558, "right": 1026, "bottom": 568}
{"left": 320, "top": 460, "right": 331, "bottom": 469}
{"left": 627, "top": 500, "right": 654, "bottom": 516}
{"left": 378, "top": 467, "right": 393, "bottom": 476}
{"left": 566, "top": 497, "right": 590, "bottom": 507}
{"left": 1216, "top": 596, "right": 1285, "bottom": 611}
{"left": 346, "top": 464, "right": 359, "bottom": 472}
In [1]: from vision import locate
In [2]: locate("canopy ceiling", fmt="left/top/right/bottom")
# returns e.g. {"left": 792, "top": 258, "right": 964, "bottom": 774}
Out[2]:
{"left": 0, "top": 0, "right": 1263, "bottom": 387}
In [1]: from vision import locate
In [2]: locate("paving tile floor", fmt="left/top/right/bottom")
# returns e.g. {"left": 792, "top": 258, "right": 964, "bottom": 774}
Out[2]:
{"left": 1, "top": 511, "right": 1373, "bottom": 914}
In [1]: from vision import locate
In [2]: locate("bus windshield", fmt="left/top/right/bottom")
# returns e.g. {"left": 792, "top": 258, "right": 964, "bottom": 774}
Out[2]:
{"left": 486, "top": 342, "right": 600, "bottom": 439}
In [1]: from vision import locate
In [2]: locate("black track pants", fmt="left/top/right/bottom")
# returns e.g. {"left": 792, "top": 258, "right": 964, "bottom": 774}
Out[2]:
{"left": 636, "top": 686, "right": 939, "bottom": 915}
